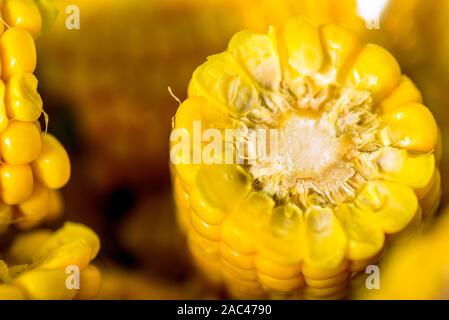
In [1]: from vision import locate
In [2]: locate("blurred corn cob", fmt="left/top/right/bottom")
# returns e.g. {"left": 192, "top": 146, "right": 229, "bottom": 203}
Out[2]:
{"left": 171, "top": 17, "right": 441, "bottom": 299}
{"left": 0, "top": 0, "right": 70, "bottom": 232}
{"left": 354, "top": 206, "right": 449, "bottom": 299}
{"left": 0, "top": 222, "right": 100, "bottom": 299}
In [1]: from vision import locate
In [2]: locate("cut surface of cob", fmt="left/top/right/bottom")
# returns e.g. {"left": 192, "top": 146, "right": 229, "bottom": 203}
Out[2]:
{"left": 0, "top": 222, "right": 101, "bottom": 300}
{"left": 171, "top": 17, "right": 441, "bottom": 299}
{"left": 0, "top": 0, "right": 70, "bottom": 232}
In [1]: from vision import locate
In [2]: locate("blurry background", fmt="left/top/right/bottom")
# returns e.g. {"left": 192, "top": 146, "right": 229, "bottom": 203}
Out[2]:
{"left": 34, "top": 0, "right": 449, "bottom": 298}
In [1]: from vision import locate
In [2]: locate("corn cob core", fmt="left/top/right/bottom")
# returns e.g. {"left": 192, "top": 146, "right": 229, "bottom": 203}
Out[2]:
{"left": 0, "top": 0, "right": 70, "bottom": 232}
{"left": 171, "top": 17, "right": 441, "bottom": 299}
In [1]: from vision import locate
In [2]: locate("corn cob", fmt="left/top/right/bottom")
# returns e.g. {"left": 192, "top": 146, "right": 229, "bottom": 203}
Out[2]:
{"left": 354, "top": 206, "right": 449, "bottom": 299}
{"left": 0, "top": 222, "right": 100, "bottom": 300}
{"left": 0, "top": 0, "right": 69, "bottom": 232}
{"left": 171, "top": 17, "right": 441, "bottom": 299}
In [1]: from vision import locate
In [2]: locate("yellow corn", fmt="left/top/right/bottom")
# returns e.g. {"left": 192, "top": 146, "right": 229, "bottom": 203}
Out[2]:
{"left": 1, "top": 120, "right": 42, "bottom": 164}
{"left": 0, "top": 0, "right": 70, "bottom": 231}
{"left": 0, "top": 223, "right": 101, "bottom": 300}
{"left": 3, "top": 0, "right": 43, "bottom": 38}
{"left": 171, "top": 17, "right": 441, "bottom": 299}
{"left": 31, "top": 133, "right": 71, "bottom": 189}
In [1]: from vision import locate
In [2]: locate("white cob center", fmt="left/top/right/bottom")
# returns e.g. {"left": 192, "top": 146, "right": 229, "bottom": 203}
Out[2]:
{"left": 281, "top": 115, "right": 339, "bottom": 175}
{"left": 243, "top": 80, "right": 380, "bottom": 207}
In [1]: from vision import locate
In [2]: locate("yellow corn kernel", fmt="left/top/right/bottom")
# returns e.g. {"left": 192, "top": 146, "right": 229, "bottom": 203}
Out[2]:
{"left": 0, "top": 80, "right": 8, "bottom": 132}
{"left": 0, "top": 163, "right": 33, "bottom": 205}
{"left": 379, "top": 76, "right": 423, "bottom": 113}
{"left": 13, "top": 269, "right": 77, "bottom": 300}
{"left": 75, "top": 265, "right": 101, "bottom": 300}
{"left": 5, "top": 72, "right": 43, "bottom": 121}
{"left": 227, "top": 30, "right": 281, "bottom": 89}
{"left": 172, "top": 163, "right": 199, "bottom": 190}
{"left": 335, "top": 205, "right": 385, "bottom": 261}
{"left": 254, "top": 255, "right": 301, "bottom": 280}
{"left": 190, "top": 208, "right": 221, "bottom": 241}
{"left": 34, "top": 0, "right": 58, "bottom": 35}
{"left": 377, "top": 148, "right": 435, "bottom": 194}
{"left": 347, "top": 44, "right": 401, "bottom": 101}
{"left": 381, "top": 103, "right": 438, "bottom": 153}
{"left": 195, "top": 165, "right": 252, "bottom": 212}
{"left": 173, "top": 175, "right": 190, "bottom": 213}
{"left": 18, "top": 182, "right": 49, "bottom": 222}
{"left": 258, "top": 272, "right": 305, "bottom": 292}
{"left": 32, "top": 134, "right": 71, "bottom": 189}
{"left": 7, "top": 229, "right": 52, "bottom": 264}
{"left": 220, "top": 242, "right": 255, "bottom": 270}
{"left": 190, "top": 188, "right": 225, "bottom": 224}
{"left": 171, "top": 96, "right": 235, "bottom": 166}
{"left": 0, "top": 27, "right": 36, "bottom": 80}
{"left": 189, "top": 52, "right": 259, "bottom": 118}
{"left": 386, "top": 206, "right": 422, "bottom": 245}
{"left": 1, "top": 120, "right": 42, "bottom": 164}
{"left": 221, "top": 217, "right": 256, "bottom": 255}
{"left": 255, "top": 203, "right": 303, "bottom": 264}
{"left": 303, "top": 206, "right": 347, "bottom": 269}
{"left": 174, "top": 96, "right": 236, "bottom": 133}
{"left": 36, "top": 239, "right": 92, "bottom": 270}
{"left": 34, "top": 223, "right": 100, "bottom": 263}
{"left": 301, "top": 260, "right": 348, "bottom": 280}
{"left": 222, "top": 257, "right": 258, "bottom": 281}
{"left": 277, "top": 17, "right": 323, "bottom": 75}
{"left": 3, "top": 0, "right": 43, "bottom": 38}
{"left": 319, "top": 23, "right": 362, "bottom": 81}
{"left": 355, "top": 180, "right": 418, "bottom": 234}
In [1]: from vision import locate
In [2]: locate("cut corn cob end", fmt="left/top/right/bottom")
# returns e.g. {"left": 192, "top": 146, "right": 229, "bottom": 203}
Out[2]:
{"left": 0, "top": 0, "right": 70, "bottom": 232}
{"left": 170, "top": 17, "right": 441, "bottom": 299}
{"left": 0, "top": 222, "right": 101, "bottom": 300}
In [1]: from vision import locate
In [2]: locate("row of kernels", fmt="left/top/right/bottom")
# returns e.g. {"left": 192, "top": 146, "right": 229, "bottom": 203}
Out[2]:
{"left": 174, "top": 161, "right": 431, "bottom": 299}
{"left": 0, "top": 133, "right": 69, "bottom": 209}
{"left": 177, "top": 175, "right": 350, "bottom": 299}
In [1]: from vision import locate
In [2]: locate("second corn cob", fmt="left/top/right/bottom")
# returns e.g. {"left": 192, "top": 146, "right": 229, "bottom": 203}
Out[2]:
{"left": 171, "top": 17, "right": 441, "bottom": 299}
